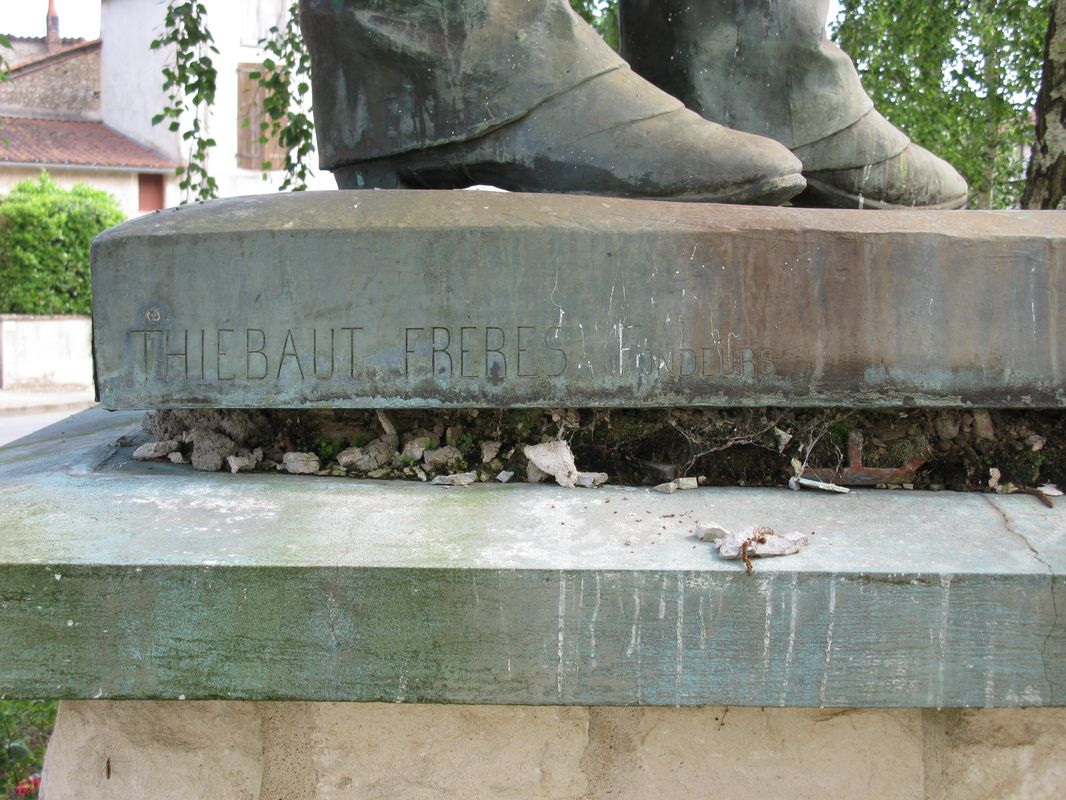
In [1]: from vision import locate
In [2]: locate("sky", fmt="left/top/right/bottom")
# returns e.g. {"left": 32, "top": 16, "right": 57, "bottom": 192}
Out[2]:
{"left": 2, "top": 0, "right": 102, "bottom": 39}
{"left": 1, "top": 0, "right": 843, "bottom": 42}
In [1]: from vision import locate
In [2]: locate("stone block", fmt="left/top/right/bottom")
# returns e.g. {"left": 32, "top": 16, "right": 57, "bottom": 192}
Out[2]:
{"left": 927, "top": 708, "right": 1066, "bottom": 799}
{"left": 39, "top": 702, "right": 936, "bottom": 800}
{"left": 91, "top": 191, "right": 1066, "bottom": 409}
{"left": 2, "top": 409, "right": 1064, "bottom": 708}
{"left": 41, "top": 701, "right": 263, "bottom": 800}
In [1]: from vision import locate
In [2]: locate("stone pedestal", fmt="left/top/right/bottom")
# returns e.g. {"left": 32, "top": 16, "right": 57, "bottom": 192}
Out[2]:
{"left": 10, "top": 192, "right": 1064, "bottom": 797}
{"left": 92, "top": 192, "right": 1066, "bottom": 409}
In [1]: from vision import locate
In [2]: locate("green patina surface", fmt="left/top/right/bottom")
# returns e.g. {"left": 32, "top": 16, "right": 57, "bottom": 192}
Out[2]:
{"left": 0, "top": 409, "right": 1064, "bottom": 706}
{"left": 92, "top": 191, "right": 1066, "bottom": 410}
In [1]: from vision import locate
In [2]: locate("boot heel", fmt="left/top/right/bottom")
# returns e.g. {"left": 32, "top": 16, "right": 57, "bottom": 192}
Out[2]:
{"left": 334, "top": 160, "right": 412, "bottom": 190}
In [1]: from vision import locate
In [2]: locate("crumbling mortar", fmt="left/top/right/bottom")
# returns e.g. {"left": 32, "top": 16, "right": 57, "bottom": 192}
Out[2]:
{"left": 981, "top": 494, "right": 1060, "bottom": 703}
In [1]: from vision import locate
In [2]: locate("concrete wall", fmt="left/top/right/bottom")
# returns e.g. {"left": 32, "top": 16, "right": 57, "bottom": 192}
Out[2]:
{"left": 0, "top": 46, "right": 101, "bottom": 120}
{"left": 0, "top": 315, "right": 93, "bottom": 389}
{"left": 100, "top": 0, "right": 335, "bottom": 202}
{"left": 0, "top": 165, "right": 173, "bottom": 219}
{"left": 41, "top": 702, "right": 1066, "bottom": 799}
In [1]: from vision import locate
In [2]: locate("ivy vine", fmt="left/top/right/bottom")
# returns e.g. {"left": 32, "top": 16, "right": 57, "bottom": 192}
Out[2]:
{"left": 248, "top": 1, "right": 316, "bottom": 192}
{"left": 150, "top": 1, "right": 219, "bottom": 202}
{"left": 150, "top": 0, "right": 314, "bottom": 201}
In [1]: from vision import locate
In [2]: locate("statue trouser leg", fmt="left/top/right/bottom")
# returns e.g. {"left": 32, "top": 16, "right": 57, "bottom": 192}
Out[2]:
{"left": 618, "top": 0, "right": 968, "bottom": 209}
{"left": 299, "top": 0, "right": 806, "bottom": 204}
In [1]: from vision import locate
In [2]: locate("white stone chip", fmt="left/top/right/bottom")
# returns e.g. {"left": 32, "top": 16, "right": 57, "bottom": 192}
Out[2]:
{"left": 430, "top": 471, "right": 477, "bottom": 487}
{"left": 525, "top": 461, "right": 549, "bottom": 483}
{"left": 376, "top": 409, "right": 397, "bottom": 437}
{"left": 400, "top": 438, "right": 426, "bottom": 462}
{"left": 423, "top": 445, "right": 464, "bottom": 470}
{"left": 282, "top": 452, "right": 320, "bottom": 475}
{"left": 496, "top": 470, "right": 514, "bottom": 483}
{"left": 694, "top": 522, "right": 730, "bottom": 542}
{"left": 133, "top": 440, "right": 178, "bottom": 460}
{"left": 789, "top": 476, "right": 850, "bottom": 493}
{"left": 481, "top": 440, "right": 502, "bottom": 463}
{"left": 653, "top": 481, "right": 677, "bottom": 494}
{"left": 712, "top": 527, "right": 809, "bottom": 560}
{"left": 675, "top": 477, "right": 698, "bottom": 490}
{"left": 226, "top": 454, "right": 258, "bottom": 474}
{"left": 523, "top": 440, "right": 579, "bottom": 488}
{"left": 576, "top": 472, "right": 608, "bottom": 488}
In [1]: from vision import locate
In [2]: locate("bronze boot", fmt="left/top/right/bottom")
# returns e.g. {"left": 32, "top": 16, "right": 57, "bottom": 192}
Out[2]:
{"left": 619, "top": 0, "right": 968, "bottom": 209}
{"left": 299, "top": 0, "right": 806, "bottom": 204}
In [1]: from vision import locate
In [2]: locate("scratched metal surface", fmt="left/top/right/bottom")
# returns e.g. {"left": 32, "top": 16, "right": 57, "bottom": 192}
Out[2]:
{"left": 91, "top": 191, "right": 1066, "bottom": 410}
{"left": 1, "top": 408, "right": 1063, "bottom": 706}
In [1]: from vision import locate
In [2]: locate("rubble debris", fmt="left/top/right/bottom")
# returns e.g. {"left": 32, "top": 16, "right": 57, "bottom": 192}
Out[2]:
{"left": 282, "top": 452, "right": 320, "bottom": 475}
{"left": 481, "top": 440, "right": 502, "bottom": 463}
{"left": 773, "top": 427, "right": 793, "bottom": 453}
{"left": 576, "top": 471, "right": 608, "bottom": 488}
{"left": 132, "top": 440, "right": 178, "bottom": 460}
{"left": 189, "top": 429, "right": 236, "bottom": 472}
{"left": 694, "top": 522, "right": 730, "bottom": 542}
{"left": 226, "top": 448, "right": 263, "bottom": 474}
{"left": 972, "top": 409, "right": 996, "bottom": 441}
{"left": 653, "top": 481, "right": 677, "bottom": 494}
{"left": 376, "top": 409, "right": 397, "bottom": 437}
{"left": 136, "top": 407, "right": 1066, "bottom": 491}
{"left": 709, "top": 525, "right": 810, "bottom": 575}
{"left": 168, "top": 452, "right": 186, "bottom": 464}
{"left": 496, "top": 470, "right": 514, "bottom": 483}
{"left": 423, "top": 445, "right": 464, "bottom": 470}
{"left": 675, "top": 477, "right": 699, "bottom": 490}
{"left": 430, "top": 471, "right": 477, "bottom": 486}
{"left": 788, "top": 476, "right": 850, "bottom": 494}
{"left": 523, "top": 440, "right": 579, "bottom": 488}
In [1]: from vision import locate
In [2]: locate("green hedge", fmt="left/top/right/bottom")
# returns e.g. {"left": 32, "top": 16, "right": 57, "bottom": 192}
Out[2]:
{"left": 0, "top": 173, "right": 125, "bottom": 315}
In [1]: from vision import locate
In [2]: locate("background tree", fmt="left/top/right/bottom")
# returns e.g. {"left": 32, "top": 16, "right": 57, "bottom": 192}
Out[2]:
{"left": 834, "top": 0, "right": 1047, "bottom": 208}
{"left": 1022, "top": 0, "right": 1066, "bottom": 208}
{"left": 570, "top": 0, "right": 619, "bottom": 50}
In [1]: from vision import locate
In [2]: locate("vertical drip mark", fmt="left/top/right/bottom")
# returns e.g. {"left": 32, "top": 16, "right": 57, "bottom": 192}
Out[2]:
{"left": 819, "top": 578, "right": 837, "bottom": 706}
{"left": 675, "top": 576, "right": 686, "bottom": 705}
{"left": 762, "top": 578, "right": 774, "bottom": 674}
{"left": 589, "top": 573, "right": 601, "bottom": 669}
{"left": 698, "top": 595, "right": 707, "bottom": 651}
{"left": 782, "top": 573, "right": 799, "bottom": 704}
{"left": 556, "top": 572, "right": 566, "bottom": 698}
{"left": 933, "top": 574, "right": 952, "bottom": 708}
{"left": 626, "top": 587, "right": 641, "bottom": 657}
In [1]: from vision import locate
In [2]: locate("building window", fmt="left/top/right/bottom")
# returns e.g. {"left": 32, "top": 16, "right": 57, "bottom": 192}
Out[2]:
{"left": 138, "top": 173, "right": 165, "bottom": 211}
{"left": 236, "top": 63, "right": 287, "bottom": 172}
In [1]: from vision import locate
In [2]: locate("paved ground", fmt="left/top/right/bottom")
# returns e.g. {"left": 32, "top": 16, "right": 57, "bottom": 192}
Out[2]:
{"left": 0, "top": 387, "right": 96, "bottom": 447}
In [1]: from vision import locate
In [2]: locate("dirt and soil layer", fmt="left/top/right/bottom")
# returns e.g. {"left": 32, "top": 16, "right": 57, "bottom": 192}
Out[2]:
{"left": 137, "top": 407, "right": 1066, "bottom": 493}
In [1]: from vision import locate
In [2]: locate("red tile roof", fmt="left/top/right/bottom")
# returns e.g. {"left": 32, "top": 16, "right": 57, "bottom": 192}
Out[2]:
{"left": 0, "top": 117, "right": 178, "bottom": 171}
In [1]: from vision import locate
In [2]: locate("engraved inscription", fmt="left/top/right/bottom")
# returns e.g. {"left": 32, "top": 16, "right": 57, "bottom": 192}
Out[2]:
{"left": 127, "top": 322, "right": 775, "bottom": 386}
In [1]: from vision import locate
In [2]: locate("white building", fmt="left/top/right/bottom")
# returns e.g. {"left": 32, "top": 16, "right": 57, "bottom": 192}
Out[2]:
{"left": 100, "top": 0, "right": 335, "bottom": 205}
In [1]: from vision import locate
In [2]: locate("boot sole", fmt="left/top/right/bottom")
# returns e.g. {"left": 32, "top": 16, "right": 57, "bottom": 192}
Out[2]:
{"left": 338, "top": 160, "right": 806, "bottom": 207}
{"left": 800, "top": 176, "right": 968, "bottom": 210}
{"left": 650, "top": 172, "right": 807, "bottom": 206}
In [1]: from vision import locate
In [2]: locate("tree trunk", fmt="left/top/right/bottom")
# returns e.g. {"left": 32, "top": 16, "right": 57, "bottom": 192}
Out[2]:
{"left": 1023, "top": 0, "right": 1066, "bottom": 208}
